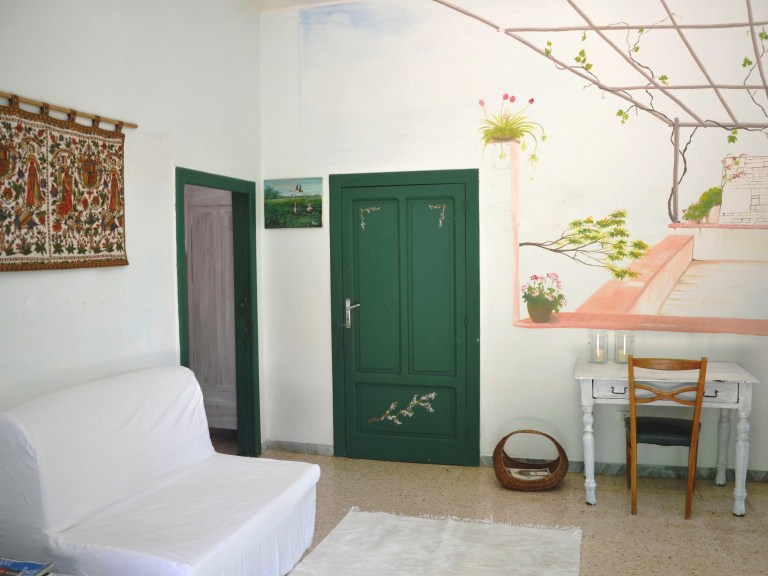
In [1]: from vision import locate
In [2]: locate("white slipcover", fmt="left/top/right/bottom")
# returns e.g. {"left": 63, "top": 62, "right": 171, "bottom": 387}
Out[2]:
{"left": 0, "top": 366, "right": 320, "bottom": 576}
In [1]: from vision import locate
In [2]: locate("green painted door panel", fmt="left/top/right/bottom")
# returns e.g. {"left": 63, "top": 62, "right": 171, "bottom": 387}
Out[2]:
{"left": 408, "top": 195, "right": 458, "bottom": 375}
{"left": 352, "top": 197, "right": 400, "bottom": 373}
{"left": 332, "top": 170, "right": 479, "bottom": 466}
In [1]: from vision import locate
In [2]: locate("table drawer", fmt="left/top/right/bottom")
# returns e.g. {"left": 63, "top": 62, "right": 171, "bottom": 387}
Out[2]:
{"left": 592, "top": 380, "right": 630, "bottom": 399}
{"left": 592, "top": 380, "right": 738, "bottom": 404}
{"left": 702, "top": 382, "right": 739, "bottom": 403}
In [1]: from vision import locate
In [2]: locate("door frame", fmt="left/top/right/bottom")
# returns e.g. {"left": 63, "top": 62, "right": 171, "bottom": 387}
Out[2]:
{"left": 329, "top": 169, "right": 480, "bottom": 463}
{"left": 175, "top": 167, "right": 260, "bottom": 456}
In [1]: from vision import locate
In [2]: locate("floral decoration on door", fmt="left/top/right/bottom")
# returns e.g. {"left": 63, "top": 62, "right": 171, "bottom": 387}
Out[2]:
{"left": 368, "top": 392, "right": 437, "bottom": 425}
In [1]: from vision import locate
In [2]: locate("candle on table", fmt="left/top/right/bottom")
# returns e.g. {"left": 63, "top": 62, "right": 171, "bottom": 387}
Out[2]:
{"left": 614, "top": 332, "right": 633, "bottom": 364}
{"left": 589, "top": 331, "right": 608, "bottom": 363}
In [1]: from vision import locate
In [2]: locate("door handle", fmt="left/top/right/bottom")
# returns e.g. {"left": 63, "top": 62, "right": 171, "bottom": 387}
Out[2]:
{"left": 344, "top": 298, "right": 361, "bottom": 329}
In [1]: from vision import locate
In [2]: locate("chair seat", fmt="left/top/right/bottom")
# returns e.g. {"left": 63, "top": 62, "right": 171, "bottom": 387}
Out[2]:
{"left": 625, "top": 416, "right": 697, "bottom": 447}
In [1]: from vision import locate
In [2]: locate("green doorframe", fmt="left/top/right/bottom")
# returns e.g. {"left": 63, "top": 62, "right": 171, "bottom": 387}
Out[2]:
{"left": 329, "top": 168, "right": 480, "bottom": 463}
{"left": 175, "top": 167, "right": 261, "bottom": 456}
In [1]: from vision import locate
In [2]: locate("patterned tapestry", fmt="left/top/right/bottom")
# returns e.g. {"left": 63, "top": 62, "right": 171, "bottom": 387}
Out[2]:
{"left": 0, "top": 99, "right": 127, "bottom": 271}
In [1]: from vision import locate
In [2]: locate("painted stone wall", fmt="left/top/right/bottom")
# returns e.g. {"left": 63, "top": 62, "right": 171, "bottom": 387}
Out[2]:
{"left": 721, "top": 154, "right": 768, "bottom": 225}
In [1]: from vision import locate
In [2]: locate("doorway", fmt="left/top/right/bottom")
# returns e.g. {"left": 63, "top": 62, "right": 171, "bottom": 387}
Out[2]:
{"left": 330, "top": 169, "right": 480, "bottom": 466}
{"left": 175, "top": 167, "right": 260, "bottom": 456}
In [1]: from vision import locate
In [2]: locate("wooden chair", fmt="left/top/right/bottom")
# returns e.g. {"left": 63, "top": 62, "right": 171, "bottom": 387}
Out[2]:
{"left": 625, "top": 356, "right": 708, "bottom": 519}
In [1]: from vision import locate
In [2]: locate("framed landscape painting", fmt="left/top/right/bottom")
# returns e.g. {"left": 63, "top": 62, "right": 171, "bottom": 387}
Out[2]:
{"left": 264, "top": 177, "right": 322, "bottom": 229}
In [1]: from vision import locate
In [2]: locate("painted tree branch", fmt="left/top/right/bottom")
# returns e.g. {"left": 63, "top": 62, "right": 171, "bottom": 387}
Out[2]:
{"left": 667, "top": 127, "right": 698, "bottom": 221}
{"left": 615, "top": 21, "right": 674, "bottom": 126}
{"left": 519, "top": 210, "right": 649, "bottom": 279}
{"left": 743, "top": 29, "right": 768, "bottom": 119}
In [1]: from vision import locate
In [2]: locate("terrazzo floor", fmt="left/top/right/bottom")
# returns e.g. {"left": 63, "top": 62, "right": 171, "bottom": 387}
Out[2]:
{"left": 210, "top": 431, "right": 768, "bottom": 576}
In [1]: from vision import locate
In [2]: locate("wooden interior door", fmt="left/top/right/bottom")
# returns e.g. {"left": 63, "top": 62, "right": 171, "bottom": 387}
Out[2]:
{"left": 185, "top": 186, "right": 237, "bottom": 429}
{"left": 331, "top": 170, "right": 480, "bottom": 466}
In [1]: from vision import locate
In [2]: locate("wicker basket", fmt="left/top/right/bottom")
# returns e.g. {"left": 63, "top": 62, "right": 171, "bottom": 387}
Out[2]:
{"left": 493, "top": 429, "right": 569, "bottom": 491}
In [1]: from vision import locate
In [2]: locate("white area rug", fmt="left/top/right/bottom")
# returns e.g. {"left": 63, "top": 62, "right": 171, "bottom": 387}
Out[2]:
{"left": 291, "top": 509, "right": 581, "bottom": 575}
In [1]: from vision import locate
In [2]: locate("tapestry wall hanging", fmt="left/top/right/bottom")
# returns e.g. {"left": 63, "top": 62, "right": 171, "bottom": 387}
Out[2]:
{"left": 0, "top": 99, "right": 128, "bottom": 271}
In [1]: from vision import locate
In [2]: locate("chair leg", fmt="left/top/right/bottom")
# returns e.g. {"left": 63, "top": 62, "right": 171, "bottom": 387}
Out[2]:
{"left": 630, "top": 440, "right": 638, "bottom": 515}
{"left": 625, "top": 431, "right": 631, "bottom": 489}
{"left": 685, "top": 446, "right": 699, "bottom": 520}
{"left": 685, "top": 475, "right": 694, "bottom": 519}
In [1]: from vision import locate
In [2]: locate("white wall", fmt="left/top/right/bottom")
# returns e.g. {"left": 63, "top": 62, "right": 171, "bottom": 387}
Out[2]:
{"left": 1, "top": 0, "right": 765, "bottom": 474}
{"left": 259, "top": 0, "right": 768, "bottom": 470}
{"left": 0, "top": 0, "right": 261, "bottom": 408}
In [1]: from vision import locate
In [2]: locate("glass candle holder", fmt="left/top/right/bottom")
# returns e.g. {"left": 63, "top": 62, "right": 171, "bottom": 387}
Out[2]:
{"left": 588, "top": 331, "right": 609, "bottom": 364}
{"left": 614, "top": 332, "right": 634, "bottom": 364}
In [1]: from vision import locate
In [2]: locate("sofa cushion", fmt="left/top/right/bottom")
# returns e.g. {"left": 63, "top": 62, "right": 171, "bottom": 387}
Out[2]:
{"left": 0, "top": 367, "right": 214, "bottom": 554}
{"left": 48, "top": 455, "right": 321, "bottom": 576}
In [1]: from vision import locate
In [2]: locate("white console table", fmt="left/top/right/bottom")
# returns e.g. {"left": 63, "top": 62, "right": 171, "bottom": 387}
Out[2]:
{"left": 574, "top": 360, "right": 759, "bottom": 516}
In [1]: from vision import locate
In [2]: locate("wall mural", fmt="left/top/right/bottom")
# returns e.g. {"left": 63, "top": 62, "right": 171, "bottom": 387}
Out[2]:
{"left": 446, "top": 1, "right": 768, "bottom": 336}
{"left": 299, "top": 2, "right": 767, "bottom": 336}
{"left": 0, "top": 101, "right": 127, "bottom": 271}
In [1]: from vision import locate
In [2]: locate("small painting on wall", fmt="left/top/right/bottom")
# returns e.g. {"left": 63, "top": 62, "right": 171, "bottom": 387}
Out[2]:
{"left": 264, "top": 177, "right": 322, "bottom": 228}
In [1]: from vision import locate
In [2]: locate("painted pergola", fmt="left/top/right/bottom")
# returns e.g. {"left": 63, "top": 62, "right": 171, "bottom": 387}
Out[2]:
{"left": 435, "top": 0, "right": 768, "bottom": 221}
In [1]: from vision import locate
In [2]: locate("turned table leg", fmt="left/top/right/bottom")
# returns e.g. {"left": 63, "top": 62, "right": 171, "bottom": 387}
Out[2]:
{"left": 715, "top": 408, "right": 730, "bottom": 486}
{"left": 582, "top": 404, "right": 596, "bottom": 505}
{"left": 732, "top": 408, "right": 750, "bottom": 516}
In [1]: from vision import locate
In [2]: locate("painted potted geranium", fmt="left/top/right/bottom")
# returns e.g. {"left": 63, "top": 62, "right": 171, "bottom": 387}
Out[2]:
{"left": 521, "top": 272, "right": 566, "bottom": 323}
{"left": 478, "top": 94, "right": 546, "bottom": 163}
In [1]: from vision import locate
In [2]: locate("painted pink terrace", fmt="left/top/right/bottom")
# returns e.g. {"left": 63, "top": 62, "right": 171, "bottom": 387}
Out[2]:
{"left": 516, "top": 227, "right": 768, "bottom": 336}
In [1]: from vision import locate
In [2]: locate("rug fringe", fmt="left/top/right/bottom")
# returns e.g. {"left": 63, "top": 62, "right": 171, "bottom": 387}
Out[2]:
{"left": 345, "top": 506, "right": 581, "bottom": 536}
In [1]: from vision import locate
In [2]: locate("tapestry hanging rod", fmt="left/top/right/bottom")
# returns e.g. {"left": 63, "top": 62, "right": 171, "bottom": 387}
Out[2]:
{"left": 0, "top": 90, "right": 138, "bottom": 131}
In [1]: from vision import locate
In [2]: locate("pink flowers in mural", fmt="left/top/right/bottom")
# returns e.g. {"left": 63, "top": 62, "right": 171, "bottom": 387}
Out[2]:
{"left": 521, "top": 272, "right": 566, "bottom": 312}
{"left": 478, "top": 94, "right": 534, "bottom": 109}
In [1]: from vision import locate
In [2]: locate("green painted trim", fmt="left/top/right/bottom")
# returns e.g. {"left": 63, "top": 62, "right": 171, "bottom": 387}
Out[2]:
{"left": 329, "top": 175, "right": 346, "bottom": 456}
{"left": 329, "top": 169, "right": 480, "bottom": 464}
{"left": 175, "top": 167, "right": 261, "bottom": 456}
{"left": 464, "top": 169, "right": 480, "bottom": 467}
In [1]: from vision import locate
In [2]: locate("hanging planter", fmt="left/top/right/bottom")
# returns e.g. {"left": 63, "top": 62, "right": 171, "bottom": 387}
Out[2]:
{"left": 478, "top": 94, "right": 546, "bottom": 165}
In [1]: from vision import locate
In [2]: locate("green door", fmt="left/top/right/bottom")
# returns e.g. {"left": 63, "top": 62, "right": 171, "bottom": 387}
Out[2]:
{"left": 175, "top": 168, "right": 260, "bottom": 457}
{"left": 330, "top": 170, "right": 479, "bottom": 466}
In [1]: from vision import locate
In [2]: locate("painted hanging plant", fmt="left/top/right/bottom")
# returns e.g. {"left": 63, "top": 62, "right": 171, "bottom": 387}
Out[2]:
{"left": 478, "top": 93, "right": 546, "bottom": 163}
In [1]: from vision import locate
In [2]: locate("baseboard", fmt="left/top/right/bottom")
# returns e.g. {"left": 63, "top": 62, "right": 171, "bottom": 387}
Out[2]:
{"left": 479, "top": 454, "right": 768, "bottom": 482}
{"left": 265, "top": 444, "right": 768, "bottom": 482}
{"left": 584, "top": 461, "right": 768, "bottom": 483}
{"left": 262, "top": 439, "right": 334, "bottom": 456}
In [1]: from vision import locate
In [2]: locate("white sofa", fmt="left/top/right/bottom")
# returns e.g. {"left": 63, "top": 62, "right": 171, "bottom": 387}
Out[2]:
{"left": 0, "top": 366, "right": 321, "bottom": 576}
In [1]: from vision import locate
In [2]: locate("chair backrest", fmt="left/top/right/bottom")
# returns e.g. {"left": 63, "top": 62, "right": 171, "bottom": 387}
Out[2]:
{"left": 628, "top": 357, "right": 708, "bottom": 404}
{"left": 627, "top": 356, "right": 708, "bottom": 438}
